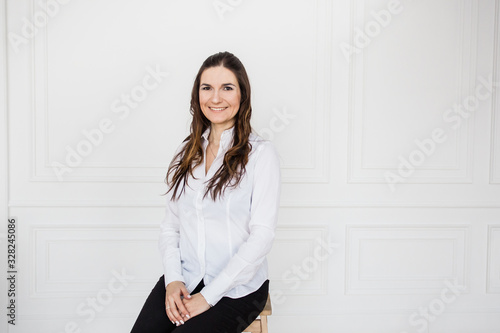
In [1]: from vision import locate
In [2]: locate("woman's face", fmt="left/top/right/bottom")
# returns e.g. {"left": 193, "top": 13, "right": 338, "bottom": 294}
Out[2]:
{"left": 199, "top": 66, "right": 241, "bottom": 130}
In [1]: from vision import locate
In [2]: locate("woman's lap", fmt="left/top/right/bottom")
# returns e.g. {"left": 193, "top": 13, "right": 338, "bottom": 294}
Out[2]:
{"left": 130, "top": 276, "right": 269, "bottom": 333}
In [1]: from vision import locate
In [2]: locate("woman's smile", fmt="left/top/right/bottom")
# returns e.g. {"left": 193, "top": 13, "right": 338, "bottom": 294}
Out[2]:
{"left": 209, "top": 106, "right": 228, "bottom": 112}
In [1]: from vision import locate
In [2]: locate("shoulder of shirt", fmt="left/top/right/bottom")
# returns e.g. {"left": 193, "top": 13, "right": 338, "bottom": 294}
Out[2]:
{"left": 249, "top": 131, "right": 271, "bottom": 149}
{"left": 248, "top": 131, "right": 280, "bottom": 162}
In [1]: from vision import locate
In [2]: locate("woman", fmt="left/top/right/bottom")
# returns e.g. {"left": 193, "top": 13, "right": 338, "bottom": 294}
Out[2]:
{"left": 131, "top": 51, "right": 281, "bottom": 333}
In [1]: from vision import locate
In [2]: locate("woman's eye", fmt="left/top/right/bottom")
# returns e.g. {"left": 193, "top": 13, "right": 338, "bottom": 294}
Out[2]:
{"left": 201, "top": 86, "right": 210, "bottom": 91}
{"left": 223, "top": 86, "right": 233, "bottom": 91}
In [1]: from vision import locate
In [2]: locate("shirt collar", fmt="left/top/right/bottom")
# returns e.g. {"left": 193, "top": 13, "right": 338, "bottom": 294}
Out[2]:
{"left": 201, "top": 126, "right": 235, "bottom": 145}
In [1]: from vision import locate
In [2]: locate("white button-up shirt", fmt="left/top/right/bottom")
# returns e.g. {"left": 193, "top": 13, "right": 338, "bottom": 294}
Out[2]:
{"left": 158, "top": 125, "right": 281, "bottom": 306}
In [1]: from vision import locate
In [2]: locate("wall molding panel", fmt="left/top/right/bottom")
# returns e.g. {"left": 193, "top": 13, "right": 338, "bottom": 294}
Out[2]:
{"left": 347, "top": 0, "right": 478, "bottom": 184}
{"left": 345, "top": 225, "right": 469, "bottom": 294}
{"left": 30, "top": 225, "right": 161, "bottom": 298}
{"left": 487, "top": 225, "right": 500, "bottom": 293}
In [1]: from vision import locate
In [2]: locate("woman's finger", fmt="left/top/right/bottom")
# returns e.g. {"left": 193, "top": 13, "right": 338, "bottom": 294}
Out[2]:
{"left": 168, "top": 295, "right": 185, "bottom": 325}
{"left": 178, "top": 286, "right": 191, "bottom": 319}
{"left": 175, "top": 297, "right": 190, "bottom": 321}
{"left": 180, "top": 284, "right": 191, "bottom": 300}
{"left": 165, "top": 299, "right": 176, "bottom": 324}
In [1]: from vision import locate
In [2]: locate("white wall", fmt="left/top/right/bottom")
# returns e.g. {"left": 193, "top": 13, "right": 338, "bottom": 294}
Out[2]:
{"left": 2, "top": 0, "right": 500, "bottom": 332}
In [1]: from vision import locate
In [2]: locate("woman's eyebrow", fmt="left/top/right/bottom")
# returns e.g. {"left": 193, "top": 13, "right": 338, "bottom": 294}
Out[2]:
{"left": 200, "top": 83, "right": 236, "bottom": 87}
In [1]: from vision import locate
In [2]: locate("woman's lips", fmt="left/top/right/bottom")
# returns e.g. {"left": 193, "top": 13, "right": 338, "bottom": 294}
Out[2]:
{"left": 209, "top": 107, "right": 228, "bottom": 112}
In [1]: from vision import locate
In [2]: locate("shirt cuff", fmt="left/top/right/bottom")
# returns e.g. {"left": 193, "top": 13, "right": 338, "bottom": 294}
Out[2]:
{"left": 199, "top": 273, "right": 232, "bottom": 306}
{"left": 164, "top": 271, "right": 185, "bottom": 288}
{"left": 162, "top": 252, "right": 185, "bottom": 287}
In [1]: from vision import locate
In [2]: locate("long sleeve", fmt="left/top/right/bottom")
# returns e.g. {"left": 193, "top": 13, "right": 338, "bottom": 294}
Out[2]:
{"left": 158, "top": 190, "right": 185, "bottom": 287}
{"left": 200, "top": 142, "right": 281, "bottom": 305}
{"left": 158, "top": 142, "right": 187, "bottom": 287}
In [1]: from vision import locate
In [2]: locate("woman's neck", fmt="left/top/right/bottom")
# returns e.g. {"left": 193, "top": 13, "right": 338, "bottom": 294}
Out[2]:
{"left": 209, "top": 123, "right": 234, "bottom": 145}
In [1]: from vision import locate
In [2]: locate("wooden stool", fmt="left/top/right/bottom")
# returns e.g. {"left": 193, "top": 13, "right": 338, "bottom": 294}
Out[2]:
{"left": 243, "top": 294, "right": 272, "bottom": 333}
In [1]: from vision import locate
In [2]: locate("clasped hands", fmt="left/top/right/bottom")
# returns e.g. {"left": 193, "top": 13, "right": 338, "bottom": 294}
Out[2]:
{"left": 165, "top": 281, "right": 211, "bottom": 326}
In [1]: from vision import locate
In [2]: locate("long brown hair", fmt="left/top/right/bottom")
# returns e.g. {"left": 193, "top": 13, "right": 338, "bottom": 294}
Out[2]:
{"left": 165, "top": 51, "right": 253, "bottom": 201}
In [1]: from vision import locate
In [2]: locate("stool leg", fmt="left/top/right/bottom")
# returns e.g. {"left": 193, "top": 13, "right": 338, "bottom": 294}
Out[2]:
{"left": 260, "top": 315, "right": 268, "bottom": 333}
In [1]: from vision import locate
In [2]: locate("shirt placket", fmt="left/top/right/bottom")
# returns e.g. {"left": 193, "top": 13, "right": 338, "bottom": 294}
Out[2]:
{"left": 195, "top": 139, "right": 210, "bottom": 280}
{"left": 196, "top": 129, "right": 231, "bottom": 283}
{"left": 195, "top": 189, "right": 206, "bottom": 277}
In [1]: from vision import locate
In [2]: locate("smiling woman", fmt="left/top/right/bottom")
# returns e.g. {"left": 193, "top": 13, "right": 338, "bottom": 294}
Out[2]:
{"left": 130, "top": 51, "right": 281, "bottom": 333}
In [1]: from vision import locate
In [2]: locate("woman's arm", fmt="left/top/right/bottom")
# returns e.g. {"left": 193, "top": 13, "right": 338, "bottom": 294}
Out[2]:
{"left": 158, "top": 142, "right": 191, "bottom": 325}
{"left": 158, "top": 191, "right": 184, "bottom": 286}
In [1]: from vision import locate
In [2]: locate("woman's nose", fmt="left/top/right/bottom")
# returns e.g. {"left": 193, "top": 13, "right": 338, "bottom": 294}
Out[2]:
{"left": 211, "top": 90, "right": 221, "bottom": 103}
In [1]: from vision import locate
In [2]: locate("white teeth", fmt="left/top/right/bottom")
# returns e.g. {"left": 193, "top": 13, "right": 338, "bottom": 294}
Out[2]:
{"left": 210, "top": 107, "right": 226, "bottom": 111}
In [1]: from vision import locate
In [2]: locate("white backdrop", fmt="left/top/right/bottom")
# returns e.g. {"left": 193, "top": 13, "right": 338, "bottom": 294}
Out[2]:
{"left": 1, "top": 0, "right": 500, "bottom": 332}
